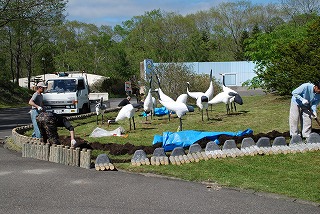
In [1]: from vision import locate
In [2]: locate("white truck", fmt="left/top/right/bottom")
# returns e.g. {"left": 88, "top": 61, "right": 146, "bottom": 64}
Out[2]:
{"left": 43, "top": 72, "right": 92, "bottom": 114}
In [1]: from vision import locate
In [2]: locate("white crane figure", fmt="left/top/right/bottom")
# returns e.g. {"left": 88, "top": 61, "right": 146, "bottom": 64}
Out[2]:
{"left": 154, "top": 74, "right": 175, "bottom": 102}
{"left": 197, "top": 95, "right": 209, "bottom": 121}
{"left": 159, "top": 99, "right": 194, "bottom": 131}
{"left": 204, "top": 69, "right": 214, "bottom": 101}
{"left": 176, "top": 93, "right": 188, "bottom": 105}
{"left": 152, "top": 97, "right": 157, "bottom": 110}
{"left": 186, "top": 69, "right": 214, "bottom": 100}
{"left": 186, "top": 82, "right": 204, "bottom": 100}
{"left": 144, "top": 76, "right": 155, "bottom": 121}
{"left": 208, "top": 91, "right": 237, "bottom": 114}
{"left": 175, "top": 85, "right": 189, "bottom": 105}
{"left": 154, "top": 74, "right": 175, "bottom": 121}
{"left": 219, "top": 73, "right": 243, "bottom": 113}
{"left": 108, "top": 103, "right": 142, "bottom": 130}
{"left": 95, "top": 97, "right": 107, "bottom": 124}
{"left": 186, "top": 70, "right": 214, "bottom": 121}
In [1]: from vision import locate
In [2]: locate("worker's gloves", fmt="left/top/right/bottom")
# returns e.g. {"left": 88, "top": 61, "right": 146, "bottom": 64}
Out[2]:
{"left": 301, "top": 99, "right": 309, "bottom": 105}
{"left": 37, "top": 106, "right": 43, "bottom": 111}
{"left": 71, "top": 139, "right": 77, "bottom": 146}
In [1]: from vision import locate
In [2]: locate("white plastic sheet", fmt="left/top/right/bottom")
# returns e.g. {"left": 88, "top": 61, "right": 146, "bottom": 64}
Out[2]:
{"left": 89, "top": 126, "right": 125, "bottom": 137}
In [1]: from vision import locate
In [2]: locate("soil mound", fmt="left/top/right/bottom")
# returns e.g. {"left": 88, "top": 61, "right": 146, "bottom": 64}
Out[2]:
{"left": 58, "top": 129, "right": 306, "bottom": 161}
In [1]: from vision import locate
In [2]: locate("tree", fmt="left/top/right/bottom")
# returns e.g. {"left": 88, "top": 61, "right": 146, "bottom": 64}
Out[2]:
{"left": 1, "top": 0, "right": 66, "bottom": 85}
{"left": 153, "top": 63, "right": 220, "bottom": 100}
{"left": 281, "top": 0, "right": 320, "bottom": 24}
{"left": 235, "top": 30, "right": 249, "bottom": 60}
{"left": 209, "top": 1, "right": 255, "bottom": 60}
{"left": 245, "top": 17, "right": 320, "bottom": 95}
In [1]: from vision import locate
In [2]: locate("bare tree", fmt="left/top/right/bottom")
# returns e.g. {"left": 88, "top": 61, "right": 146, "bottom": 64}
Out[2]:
{"left": 281, "top": 0, "right": 320, "bottom": 14}
{"left": 281, "top": 0, "right": 320, "bottom": 24}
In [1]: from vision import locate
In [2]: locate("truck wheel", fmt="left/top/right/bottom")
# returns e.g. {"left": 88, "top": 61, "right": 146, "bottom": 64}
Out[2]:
{"left": 80, "top": 104, "right": 90, "bottom": 114}
{"left": 85, "top": 103, "right": 91, "bottom": 113}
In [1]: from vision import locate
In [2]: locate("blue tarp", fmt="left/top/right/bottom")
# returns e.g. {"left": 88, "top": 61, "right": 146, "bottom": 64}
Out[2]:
{"left": 152, "top": 129, "right": 253, "bottom": 152}
{"left": 141, "top": 106, "right": 173, "bottom": 117}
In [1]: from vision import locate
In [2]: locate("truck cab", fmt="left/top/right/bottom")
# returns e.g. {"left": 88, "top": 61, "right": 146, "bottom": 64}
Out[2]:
{"left": 43, "top": 73, "right": 91, "bottom": 114}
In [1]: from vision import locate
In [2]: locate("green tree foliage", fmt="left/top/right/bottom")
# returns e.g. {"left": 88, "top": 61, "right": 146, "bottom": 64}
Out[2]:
{"left": 0, "top": 0, "right": 66, "bottom": 84}
{"left": 245, "top": 16, "right": 320, "bottom": 95}
{"left": 2, "top": 0, "right": 320, "bottom": 98}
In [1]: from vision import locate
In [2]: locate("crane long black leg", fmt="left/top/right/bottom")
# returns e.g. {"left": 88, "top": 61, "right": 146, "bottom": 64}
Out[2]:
{"left": 133, "top": 116, "right": 136, "bottom": 130}
{"left": 201, "top": 110, "right": 204, "bottom": 121}
{"left": 206, "top": 109, "right": 209, "bottom": 121}
{"left": 179, "top": 118, "right": 182, "bottom": 131}
{"left": 234, "top": 103, "right": 237, "bottom": 112}
{"left": 129, "top": 118, "right": 132, "bottom": 131}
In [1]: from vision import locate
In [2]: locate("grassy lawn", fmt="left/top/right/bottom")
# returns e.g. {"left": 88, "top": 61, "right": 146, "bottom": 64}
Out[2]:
{"left": 24, "top": 94, "right": 320, "bottom": 202}
{"left": 67, "top": 94, "right": 292, "bottom": 146}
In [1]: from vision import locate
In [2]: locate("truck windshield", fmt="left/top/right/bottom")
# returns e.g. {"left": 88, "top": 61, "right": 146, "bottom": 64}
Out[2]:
{"left": 46, "top": 79, "right": 77, "bottom": 93}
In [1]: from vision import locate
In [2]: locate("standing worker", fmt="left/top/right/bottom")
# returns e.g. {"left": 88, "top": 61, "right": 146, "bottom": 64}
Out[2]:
{"left": 36, "top": 111, "right": 77, "bottom": 146}
{"left": 29, "top": 82, "right": 47, "bottom": 138}
{"left": 289, "top": 81, "right": 320, "bottom": 139}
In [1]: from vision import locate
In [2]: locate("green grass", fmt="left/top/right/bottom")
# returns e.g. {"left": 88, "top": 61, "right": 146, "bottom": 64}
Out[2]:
{"left": 0, "top": 80, "right": 32, "bottom": 108}
{"left": 67, "top": 94, "right": 292, "bottom": 146}
{"left": 120, "top": 152, "right": 320, "bottom": 202}
{"left": 25, "top": 94, "right": 320, "bottom": 202}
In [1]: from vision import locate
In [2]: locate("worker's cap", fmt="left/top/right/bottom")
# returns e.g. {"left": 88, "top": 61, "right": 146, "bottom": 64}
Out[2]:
{"left": 37, "top": 82, "right": 47, "bottom": 88}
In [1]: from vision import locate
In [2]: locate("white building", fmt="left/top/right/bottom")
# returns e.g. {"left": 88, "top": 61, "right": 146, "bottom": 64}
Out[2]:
{"left": 19, "top": 72, "right": 107, "bottom": 89}
{"left": 152, "top": 60, "right": 258, "bottom": 87}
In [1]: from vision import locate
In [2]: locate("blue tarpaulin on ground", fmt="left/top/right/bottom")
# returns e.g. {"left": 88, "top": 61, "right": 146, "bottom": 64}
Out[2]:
{"left": 152, "top": 129, "right": 253, "bottom": 152}
{"left": 141, "top": 106, "right": 173, "bottom": 117}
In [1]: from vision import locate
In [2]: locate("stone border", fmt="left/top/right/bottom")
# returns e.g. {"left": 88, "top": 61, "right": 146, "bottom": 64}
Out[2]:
{"left": 132, "top": 136, "right": 320, "bottom": 166}
{"left": 11, "top": 107, "right": 120, "bottom": 169}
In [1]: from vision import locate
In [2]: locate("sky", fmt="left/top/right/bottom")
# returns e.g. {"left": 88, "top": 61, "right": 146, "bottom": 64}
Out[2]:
{"left": 65, "top": 0, "right": 280, "bottom": 27}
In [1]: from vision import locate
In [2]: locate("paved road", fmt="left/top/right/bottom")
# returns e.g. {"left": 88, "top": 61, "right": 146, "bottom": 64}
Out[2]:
{"left": 0, "top": 107, "right": 31, "bottom": 140}
{"left": 0, "top": 99, "right": 319, "bottom": 213}
{"left": 0, "top": 98, "right": 124, "bottom": 141}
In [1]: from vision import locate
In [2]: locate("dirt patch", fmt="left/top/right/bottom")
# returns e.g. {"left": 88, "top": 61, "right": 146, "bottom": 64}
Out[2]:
{"left": 59, "top": 136, "right": 162, "bottom": 161}
{"left": 62, "top": 131, "right": 287, "bottom": 152}
{"left": 59, "top": 128, "right": 320, "bottom": 163}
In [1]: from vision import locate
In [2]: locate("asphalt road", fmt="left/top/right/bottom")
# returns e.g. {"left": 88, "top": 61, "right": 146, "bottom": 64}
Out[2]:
{"left": 0, "top": 98, "right": 319, "bottom": 213}
{"left": 0, "top": 98, "right": 124, "bottom": 140}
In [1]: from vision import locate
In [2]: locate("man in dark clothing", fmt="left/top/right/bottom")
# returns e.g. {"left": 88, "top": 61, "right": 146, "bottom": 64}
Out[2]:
{"left": 118, "top": 96, "right": 131, "bottom": 107}
{"left": 36, "top": 112, "right": 76, "bottom": 146}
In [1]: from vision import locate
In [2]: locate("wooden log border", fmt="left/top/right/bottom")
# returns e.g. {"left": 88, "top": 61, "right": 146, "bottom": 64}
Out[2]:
{"left": 11, "top": 108, "right": 120, "bottom": 169}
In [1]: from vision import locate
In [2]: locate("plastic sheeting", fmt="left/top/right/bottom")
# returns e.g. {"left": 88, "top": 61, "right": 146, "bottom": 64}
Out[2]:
{"left": 89, "top": 127, "right": 125, "bottom": 137}
{"left": 152, "top": 129, "right": 253, "bottom": 152}
{"left": 141, "top": 106, "right": 173, "bottom": 117}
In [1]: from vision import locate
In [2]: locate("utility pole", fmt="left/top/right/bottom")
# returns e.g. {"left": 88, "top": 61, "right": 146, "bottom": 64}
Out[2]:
{"left": 42, "top": 57, "right": 45, "bottom": 82}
